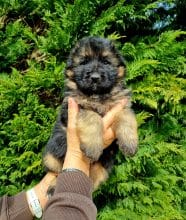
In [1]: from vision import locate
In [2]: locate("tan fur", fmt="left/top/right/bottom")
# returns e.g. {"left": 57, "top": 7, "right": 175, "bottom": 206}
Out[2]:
{"left": 44, "top": 153, "right": 63, "bottom": 173}
{"left": 102, "top": 50, "right": 113, "bottom": 57}
{"left": 77, "top": 110, "right": 103, "bottom": 161}
{"left": 64, "top": 81, "right": 131, "bottom": 116}
{"left": 118, "top": 66, "right": 125, "bottom": 78}
{"left": 66, "top": 69, "right": 74, "bottom": 78}
{"left": 110, "top": 57, "right": 120, "bottom": 66}
{"left": 73, "top": 56, "right": 80, "bottom": 65}
{"left": 80, "top": 46, "right": 93, "bottom": 57}
{"left": 102, "top": 51, "right": 119, "bottom": 66}
{"left": 66, "top": 79, "right": 77, "bottom": 90}
{"left": 114, "top": 108, "right": 138, "bottom": 156}
{"left": 90, "top": 162, "right": 109, "bottom": 190}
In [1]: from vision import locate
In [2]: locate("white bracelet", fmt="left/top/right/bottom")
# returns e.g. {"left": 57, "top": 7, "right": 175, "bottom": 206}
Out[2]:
{"left": 27, "top": 188, "right": 42, "bottom": 218}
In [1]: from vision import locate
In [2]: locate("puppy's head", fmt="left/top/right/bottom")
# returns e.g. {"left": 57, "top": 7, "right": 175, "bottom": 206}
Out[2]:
{"left": 66, "top": 37, "right": 125, "bottom": 95}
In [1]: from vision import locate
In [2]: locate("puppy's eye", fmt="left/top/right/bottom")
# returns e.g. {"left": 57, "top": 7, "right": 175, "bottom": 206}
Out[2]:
{"left": 80, "top": 57, "right": 90, "bottom": 65}
{"left": 101, "top": 57, "right": 111, "bottom": 65}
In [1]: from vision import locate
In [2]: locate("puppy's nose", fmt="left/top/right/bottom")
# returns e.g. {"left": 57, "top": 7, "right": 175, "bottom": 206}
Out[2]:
{"left": 91, "top": 73, "right": 101, "bottom": 82}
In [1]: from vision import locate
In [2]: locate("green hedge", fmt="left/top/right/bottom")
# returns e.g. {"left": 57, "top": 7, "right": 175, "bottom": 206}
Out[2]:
{"left": 0, "top": 0, "right": 185, "bottom": 219}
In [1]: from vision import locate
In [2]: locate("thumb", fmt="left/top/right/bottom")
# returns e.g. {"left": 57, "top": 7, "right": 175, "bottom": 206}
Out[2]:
{"left": 103, "top": 99, "right": 127, "bottom": 130}
{"left": 67, "top": 97, "right": 79, "bottom": 129}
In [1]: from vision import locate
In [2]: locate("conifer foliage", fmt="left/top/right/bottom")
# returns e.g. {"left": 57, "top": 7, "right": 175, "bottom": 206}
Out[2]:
{"left": 0, "top": 0, "right": 185, "bottom": 219}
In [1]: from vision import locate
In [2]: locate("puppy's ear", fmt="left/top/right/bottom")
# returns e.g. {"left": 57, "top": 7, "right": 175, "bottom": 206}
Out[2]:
{"left": 117, "top": 66, "right": 125, "bottom": 78}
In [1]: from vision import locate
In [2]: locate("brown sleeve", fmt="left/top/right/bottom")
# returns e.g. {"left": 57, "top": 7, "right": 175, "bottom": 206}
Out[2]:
{"left": 43, "top": 171, "right": 97, "bottom": 220}
{"left": 0, "top": 191, "right": 33, "bottom": 220}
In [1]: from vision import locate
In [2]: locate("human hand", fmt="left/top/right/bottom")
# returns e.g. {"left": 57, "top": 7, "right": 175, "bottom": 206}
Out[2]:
{"left": 65, "top": 97, "right": 127, "bottom": 152}
{"left": 62, "top": 97, "right": 90, "bottom": 176}
{"left": 103, "top": 99, "right": 127, "bottom": 148}
{"left": 62, "top": 98, "right": 127, "bottom": 176}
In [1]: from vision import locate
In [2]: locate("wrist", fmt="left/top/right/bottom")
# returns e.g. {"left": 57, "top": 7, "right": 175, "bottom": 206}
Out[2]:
{"left": 62, "top": 150, "right": 90, "bottom": 176}
{"left": 26, "top": 172, "right": 57, "bottom": 217}
{"left": 26, "top": 188, "right": 42, "bottom": 218}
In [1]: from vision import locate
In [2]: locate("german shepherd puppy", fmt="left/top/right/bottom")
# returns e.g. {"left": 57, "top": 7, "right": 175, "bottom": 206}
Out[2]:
{"left": 43, "top": 36, "right": 138, "bottom": 189}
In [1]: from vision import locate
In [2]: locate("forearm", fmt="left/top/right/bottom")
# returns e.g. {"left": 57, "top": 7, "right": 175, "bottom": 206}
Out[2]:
{"left": 0, "top": 192, "right": 33, "bottom": 220}
{"left": 43, "top": 97, "right": 97, "bottom": 219}
{"left": 43, "top": 152, "right": 96, "bottom": 220}
{"left": 0, "top": 172, "right": 56, "bottom": 220}
{"left": 43, "top": 171, "right": 97, "bottom": 220}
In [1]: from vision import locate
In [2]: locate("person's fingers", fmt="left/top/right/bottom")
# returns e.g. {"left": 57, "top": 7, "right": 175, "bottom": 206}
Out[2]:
{"left": 102, "top": 99, "right": 128, "bottom": 149}
{"left": 67, "top": 97, "right": 80, "bottom": 150}
{"left": 67, "top": 97, "right": 79, "bottom": 129}
{"left": 103, "top": 99, "right": 128, "bottom": 130}
{"left": 103, "top": 127, "right": 115, "bottom": 149}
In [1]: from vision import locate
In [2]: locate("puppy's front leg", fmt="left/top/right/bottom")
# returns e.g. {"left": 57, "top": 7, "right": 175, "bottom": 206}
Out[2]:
{"left": 114, "top": 108, "right": 138, "bottom": 156}
{"left": 77, "top": 110, "right": 103, "bottom": 161}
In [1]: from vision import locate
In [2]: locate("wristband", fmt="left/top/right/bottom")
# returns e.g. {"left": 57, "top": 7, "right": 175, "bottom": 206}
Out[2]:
{"left": 62, "top": 168, "right": 85, "bottom": 174}
{"left": 27, "top": 188, "right": 42, "bottom": 218}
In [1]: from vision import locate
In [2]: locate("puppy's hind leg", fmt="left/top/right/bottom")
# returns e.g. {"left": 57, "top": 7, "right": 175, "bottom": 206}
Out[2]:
{"left": 90, "top": 162, "right": 109, "bottom": 190}
{"left": 114, "top": 108, "right": 138, "bottom": 156}
{"left": 77, "top": 110, "right": 104, "bottom": 161}
{"left": 43, "top": 120, "right": 67, "bottom": 173}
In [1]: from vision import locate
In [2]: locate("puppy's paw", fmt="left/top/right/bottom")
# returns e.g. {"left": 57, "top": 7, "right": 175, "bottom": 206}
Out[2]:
{"left": 80, "top": 143, "right": 103, "bottom": 161}
{"left": 118, "top": 137, "right": 138, "bottom": 156}
{"left": 43, "top": 153, "right": 63, "bottom": 173}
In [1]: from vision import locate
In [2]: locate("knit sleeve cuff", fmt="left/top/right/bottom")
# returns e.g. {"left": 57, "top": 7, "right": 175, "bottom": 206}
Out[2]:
{"left": 54, "top": 171, "right": 94, "bottom": 199}
{"left": 7, "top": 192, "right": 33, "bottom": 220}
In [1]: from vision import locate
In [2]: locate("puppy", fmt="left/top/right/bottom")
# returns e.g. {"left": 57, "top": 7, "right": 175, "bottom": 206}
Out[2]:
{"left": 43, "top": 36, "right": 138, "bottom": 189}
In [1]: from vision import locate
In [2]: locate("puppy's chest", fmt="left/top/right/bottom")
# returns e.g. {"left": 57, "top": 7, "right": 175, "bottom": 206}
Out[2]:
{"left": 66, "top": 88, "right": 131, "bottom": 116}
{"left": 76, "top": 97, "right": 114, "bottom": 116}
